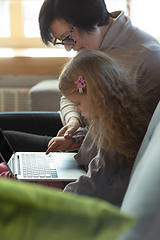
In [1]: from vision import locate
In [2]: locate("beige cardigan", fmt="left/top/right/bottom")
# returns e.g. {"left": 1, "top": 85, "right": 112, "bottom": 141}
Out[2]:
{"left": 60, "top": 10, "right": 160, "bottom": 124}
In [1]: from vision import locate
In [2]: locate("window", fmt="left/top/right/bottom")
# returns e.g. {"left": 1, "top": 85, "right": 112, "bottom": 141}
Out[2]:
{"left": 0, "top": 0, "right": 159, "bottom": 49}
{"left": 0, "top": 0, "right": 44, "bottom": 48}
{"left": 22, "top": 0, "right": 43, "bottom": 38}
{"left": 105, "top": 0, "right": 160, "bottom": 41}
{"left": 0, "top": 1, "right": 10, "bottom": 37}
{"left": 105, "top": 0, "right": 127, "bottom": 14}
{"left": 130, "top": 0, "right": 160, "bottom": 38}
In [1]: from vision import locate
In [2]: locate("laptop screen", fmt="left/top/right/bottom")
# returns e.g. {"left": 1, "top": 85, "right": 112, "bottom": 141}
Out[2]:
{"left": 0, "top": 129, "right": 14, "bottom": 164}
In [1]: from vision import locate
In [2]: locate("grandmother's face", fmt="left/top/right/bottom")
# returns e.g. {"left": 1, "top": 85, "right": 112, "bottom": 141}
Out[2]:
{"left": 50, "top": 19, "right": 102, "bottom": 52}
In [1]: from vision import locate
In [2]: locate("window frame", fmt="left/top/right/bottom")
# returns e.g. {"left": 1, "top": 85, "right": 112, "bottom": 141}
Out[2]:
{"left": 0, "top": 0, "right": 44, "bottom": 48}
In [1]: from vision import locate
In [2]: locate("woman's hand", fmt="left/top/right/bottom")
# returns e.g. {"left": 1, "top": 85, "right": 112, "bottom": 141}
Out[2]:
{"left": 46, "top": 136, "right": 75, "bottom": 155}
{"left": 57, "top": 117, "right": 81, "bottom": 138}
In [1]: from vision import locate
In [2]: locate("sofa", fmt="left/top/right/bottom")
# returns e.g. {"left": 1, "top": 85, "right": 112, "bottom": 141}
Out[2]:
{"left": 117, "top": 101, "right": 160, "bottom": 240}
{"left": 1, "top": 100, "right": 160, "bottom": 239}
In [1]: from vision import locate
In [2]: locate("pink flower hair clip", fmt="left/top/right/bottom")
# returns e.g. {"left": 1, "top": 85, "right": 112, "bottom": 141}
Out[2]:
{"left": 75, "top": 76, "right": 86, "bottom": 93}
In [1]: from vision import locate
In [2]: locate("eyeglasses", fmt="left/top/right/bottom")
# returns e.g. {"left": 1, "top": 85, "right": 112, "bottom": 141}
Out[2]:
{"left": 54, "top": 26, "right": 76, "bottom": 46}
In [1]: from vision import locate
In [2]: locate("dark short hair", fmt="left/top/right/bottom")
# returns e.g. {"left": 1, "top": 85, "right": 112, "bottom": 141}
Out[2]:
{"left": 39, "top": 0, "right": 111, "bottom": 45}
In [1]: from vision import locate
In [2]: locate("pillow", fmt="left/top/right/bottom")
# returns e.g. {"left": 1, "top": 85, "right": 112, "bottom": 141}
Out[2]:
{"left": 0, "top": 178, "right": 135, "bottom": 240}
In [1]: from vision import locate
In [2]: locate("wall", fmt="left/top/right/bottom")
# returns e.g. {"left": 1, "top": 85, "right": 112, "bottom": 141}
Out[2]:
{"left": 0, "top": 55, "right": 71, "bottom": 111}
{"left": 0, "top": 56, "right": 70, "bottom": 88}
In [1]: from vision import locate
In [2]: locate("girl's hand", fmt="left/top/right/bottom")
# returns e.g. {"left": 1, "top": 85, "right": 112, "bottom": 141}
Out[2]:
{"left": 67, "top": 139, "right": 84, "bottom": 151}
{"left": 57, "top": 117, "right": 81, "bottom": 138}
{"left": 46, "top": 136, "right": 75, "bottom": 155}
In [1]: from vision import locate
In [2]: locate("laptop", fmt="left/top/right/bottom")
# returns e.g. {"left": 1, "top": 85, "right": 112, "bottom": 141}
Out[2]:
{"left": 0, "top": 129, "right": 86, "bottom": 181}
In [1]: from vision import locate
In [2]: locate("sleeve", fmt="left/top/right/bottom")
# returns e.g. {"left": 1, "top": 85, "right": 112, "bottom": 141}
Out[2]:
{"left": 63, "top": 148, "right": 119, "bottom": 197}
{"left": 72, "top": 127, "right": 88, "bottom": 143}
{"left": 60, "top": 96, "right": 83, "bottom": 125}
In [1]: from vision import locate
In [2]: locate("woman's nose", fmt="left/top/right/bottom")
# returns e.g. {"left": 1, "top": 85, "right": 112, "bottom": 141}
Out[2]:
{"left": 64, "top": 44, "right": 74, "bottom": 51}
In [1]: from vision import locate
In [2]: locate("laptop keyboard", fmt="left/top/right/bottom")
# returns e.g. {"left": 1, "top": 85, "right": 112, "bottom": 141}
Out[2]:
{"left": 21, "top": 154, "right": 58, "bottom": 179}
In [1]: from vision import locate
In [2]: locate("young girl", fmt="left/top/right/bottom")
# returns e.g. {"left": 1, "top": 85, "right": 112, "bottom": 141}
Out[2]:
{"left": 0, "top": 49, "right": 150, "bottom": 205}
{"left": 47, "top": 49, "right": 150, "bottom": 205}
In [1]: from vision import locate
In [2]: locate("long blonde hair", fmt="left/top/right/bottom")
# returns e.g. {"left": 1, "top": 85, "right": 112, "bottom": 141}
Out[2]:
{"left": 59, "top": 49, "right": 150, "bottom": 163}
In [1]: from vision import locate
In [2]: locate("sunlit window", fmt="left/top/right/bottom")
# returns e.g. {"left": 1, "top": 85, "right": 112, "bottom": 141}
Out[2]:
{"left": 105, "top": 0, "right": 160, "bottom": 38}
{"left": 22, "top": 0, "right": 43, "bottom": 38}
{"left": 130, "top": 0, "right": 160, "bottom": 37}
{"left": 105, "top": 0, "right": 127, "bottom": 14}
{"left": 0, "top": 1, "right": 10, "bottom": 37}
{"left": 0, "top": 0, "right": 44, "bottom": 48}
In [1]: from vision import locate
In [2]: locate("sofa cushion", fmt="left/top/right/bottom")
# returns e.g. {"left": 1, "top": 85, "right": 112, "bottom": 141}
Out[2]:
{"left": 0, "top": 178, "right": 135, "bottom": 240}
{"left": 28, "top": 80, "right": 61, "bottom": 111}
{"left": 118, "top": 121, "right": 160, "bottom": 240}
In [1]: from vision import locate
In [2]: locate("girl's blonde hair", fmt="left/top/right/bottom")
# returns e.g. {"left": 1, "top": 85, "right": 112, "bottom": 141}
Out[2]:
{"left": 59, "top": 49, "right": 150, "bottom": 164}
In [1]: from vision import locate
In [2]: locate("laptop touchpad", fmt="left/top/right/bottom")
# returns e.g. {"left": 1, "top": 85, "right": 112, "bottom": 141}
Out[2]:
{"left": 57, "top": 160, "right": 77, "bottom": 170}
